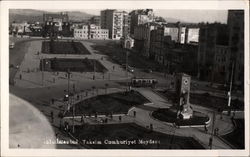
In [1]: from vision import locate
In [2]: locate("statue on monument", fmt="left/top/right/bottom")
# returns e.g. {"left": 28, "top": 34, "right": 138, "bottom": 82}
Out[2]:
{"left": 175, "top": 73, "right": 193, "bottom": 119}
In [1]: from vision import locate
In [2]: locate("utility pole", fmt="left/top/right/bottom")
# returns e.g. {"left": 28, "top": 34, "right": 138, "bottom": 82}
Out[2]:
{"left": 41, "top": 57, "right": 44, "bottom": 86}
{"left": 72, "top": 93, "right": 75, "bottom": 133}
{"left": 94, "top": 59, "right": 96, "bottom": 80}
{"left": 209, "top": 111, "right": 216, "bottom": 149}
{"left": 228, "top": 62, "right": 234, "bottom": 115}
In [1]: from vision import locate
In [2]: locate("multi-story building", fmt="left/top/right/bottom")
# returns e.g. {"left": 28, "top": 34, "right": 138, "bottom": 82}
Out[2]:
{"left": 227, "top": 10, "right": 244, "bottom": 89}
{"left": 129, "top": 9, "right": 154, "bottom": 35}
{"left": 198, "top": 9, "right": 244, "bottom": 89}
{"left": 150, "top": 25, "right": 198, "bottom": 75}
{"left": 74, "top": 25, "right": 89, "bottom": 39}
{"left": 74, "top": 24, "right": 109, "bottom": 40}
{"left": 178, "top": 26, "right": 186, "bottom": 44}
{"left": 133, "top": 22, "right": 160, "bottom": 57}
{"left": 100, "top": 9, "right": 125, "bottom": 40}
{"left": 162, "top": 23, "right": 179, "bottom": 42}
{"left": 89, "top": 16, "right": 101, "bottom": 25}
{"left": 198, "top": 23, "right": 230, "bottom": 83}
{"left": 89, "top": 24, "right": 109, "bottom": 39}
{"left": 186, "top": 27, "right": 199, "bottom": 44}
{"left": 122, "top": 11, "right": 131, "bottom": 37}
{"left": 10, "top": 22, "right": 30, "bottom": 36}
{"left": 43, "top": 12, "right": 70, "bottom": 37}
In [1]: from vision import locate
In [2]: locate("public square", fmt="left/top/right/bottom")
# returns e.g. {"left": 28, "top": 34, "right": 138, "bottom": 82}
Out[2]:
{"left": 9, "top": 37, "right": 244, "bottom": 149}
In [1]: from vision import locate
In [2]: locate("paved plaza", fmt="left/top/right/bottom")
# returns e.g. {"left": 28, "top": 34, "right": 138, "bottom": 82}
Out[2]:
{"left": 13, "top": 40, "right": 133, "bottom": 88}
{"left": 9, "top": 38, "right": 242, "bottom": 149}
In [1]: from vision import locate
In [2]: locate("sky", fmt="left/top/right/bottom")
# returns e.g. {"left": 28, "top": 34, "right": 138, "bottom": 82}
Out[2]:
{"left": 47, "top": 9, "right": 229, "bottom": 24}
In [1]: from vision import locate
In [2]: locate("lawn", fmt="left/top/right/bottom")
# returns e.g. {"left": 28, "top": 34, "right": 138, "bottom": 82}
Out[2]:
{"left": 40, "top": 58, "right": 107, "bottom": 73}
{"left": 65, "top": 90, "right": 150, "bottom": 116}
{"left": 152, "top": 108, "right": 209, "bottom": 126}
{"left": 221, "top": 119, "right": 245, "bottom": 149}
{"left": 158, "top": 90, "right": 244, "bottom": 111}
{"left": 91, "top": 41, "right": 165, "bottom": 72}
{"left": 72, "top": 123, "right": 205, "bottom": 149}
{"left": 41, "top": 40, "right": 91, "bottom": 54}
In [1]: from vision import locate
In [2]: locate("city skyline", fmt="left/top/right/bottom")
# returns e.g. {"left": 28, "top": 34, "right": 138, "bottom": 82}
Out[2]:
{"left": 45, "top": 9, "right": 228, "bottom": 24}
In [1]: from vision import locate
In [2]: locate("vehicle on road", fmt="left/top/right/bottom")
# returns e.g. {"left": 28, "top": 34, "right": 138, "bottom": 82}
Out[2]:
{"left": 122, "top": 64, "right": 134, "bottom": 73}
{"left": 131, "top": 77, "right": 157, "bottom": 87}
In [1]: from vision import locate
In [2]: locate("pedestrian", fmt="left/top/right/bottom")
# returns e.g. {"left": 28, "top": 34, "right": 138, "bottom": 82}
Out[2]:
{"left": 113, "top": 65, "right": 115, "bottom": 71}
{"left": 51, "top": 98, "right": 54, "bottom": 104}
{"left": 119, "top": 116, "right": 121, "bottom": 122}
{"left": 51, "top": 111, "right": 53, "bottom": 117}
{"left": 150, "top": 124, "right": 153, "bottom": 131}
{"left": 204, "top": 125, "right": 208, "bottom": 133}
{"left": 19, "top": 74, "right": 22, "bottom": 80}
{"left": 133, "top": 111, "right": 136, "bottom": 117}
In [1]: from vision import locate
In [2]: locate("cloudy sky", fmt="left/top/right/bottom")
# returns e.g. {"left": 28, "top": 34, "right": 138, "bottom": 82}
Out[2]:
{"left": 48, "top": 9, "right": 229, "bottom": 24}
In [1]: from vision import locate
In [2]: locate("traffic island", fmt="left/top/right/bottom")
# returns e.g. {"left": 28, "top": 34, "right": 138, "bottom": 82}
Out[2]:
{"left": 151, "top": 108, "right": 210, "bottom": 127}
{"left": 64, "top": 90, "right": 151, "bottom": 117}
{"left": 70, "top": 123, "right": 205, "bottom": 149}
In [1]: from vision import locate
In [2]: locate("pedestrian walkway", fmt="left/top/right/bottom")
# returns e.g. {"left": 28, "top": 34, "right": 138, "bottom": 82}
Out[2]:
{"left": 52, "top": 87, "right": 234, "bottom": 149}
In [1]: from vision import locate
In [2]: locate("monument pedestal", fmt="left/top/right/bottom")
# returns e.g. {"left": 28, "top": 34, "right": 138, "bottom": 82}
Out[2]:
{"left": 178, "top": 105, "right": 193, "bottom": 119}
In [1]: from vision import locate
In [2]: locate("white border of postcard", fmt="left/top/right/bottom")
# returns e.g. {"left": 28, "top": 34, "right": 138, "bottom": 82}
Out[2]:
{"left": 1, "top": 0, "right": 249, "bottom": 157}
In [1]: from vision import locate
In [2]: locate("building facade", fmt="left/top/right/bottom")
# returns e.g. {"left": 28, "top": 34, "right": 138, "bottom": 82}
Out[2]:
{"left": 74, "top": 24, "right": 109, "bottom": 39}
{"left": 43, "top": 12, "right": 70, "bottom": 37}
{"left": 89, "top": 16, "right": 101, "bottom": 25}
{"left": 101, "top": 9, "right": 125, "bottom": 40}
{"left": 74, "top": 25, "right": 89, "bottom": 39}
{"left": 133, "top": 23, "right": 160, "bottom": 57}
{"left": 198, "top": 23, "right": 230, "bottom": 84}
{"left": 129, "top": 9, "right": 154, "bottom": 35}
{"left": 227, "top": 10, "right": 244, "bottom": 89}
{"left": 186, "top": 27, "right": 199, "bottom": 44}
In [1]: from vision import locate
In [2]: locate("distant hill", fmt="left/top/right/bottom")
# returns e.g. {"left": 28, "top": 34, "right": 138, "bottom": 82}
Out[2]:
{"left": 9, "top": 9, "right": 94, "bottom": 24}
{"left": 164, "top": 17, "right": 184, "bottom": 23}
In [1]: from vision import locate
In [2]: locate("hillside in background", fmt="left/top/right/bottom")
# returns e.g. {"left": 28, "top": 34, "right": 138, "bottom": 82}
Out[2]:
{"left": 9, "top": 9, "right": 94, "bottom": 23}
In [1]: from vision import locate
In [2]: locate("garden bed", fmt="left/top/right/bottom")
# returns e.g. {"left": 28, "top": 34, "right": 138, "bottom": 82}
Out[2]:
{"left": 65, "top": 90, "right": 150, "bottom": 116}
{"left": 41, "top": 40, "right": 91, "bottom": 54}
{"left": 40, "top": 58, "right": 107, "bottom": 72}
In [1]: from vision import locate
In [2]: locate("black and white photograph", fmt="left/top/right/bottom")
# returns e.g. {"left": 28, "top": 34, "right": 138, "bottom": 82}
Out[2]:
{"left": 1, "top": 0, "right": 249, "bottom": 157}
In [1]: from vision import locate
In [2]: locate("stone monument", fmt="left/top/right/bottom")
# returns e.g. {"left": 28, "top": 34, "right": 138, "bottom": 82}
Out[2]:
{"left": 175, "top": 73, "right": 193, "bottom": 119}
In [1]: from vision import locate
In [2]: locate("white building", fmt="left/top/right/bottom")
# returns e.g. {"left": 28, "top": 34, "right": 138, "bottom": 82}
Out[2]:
{"left": 74, "top": 25, "right": 89, "bottom": 39}
{"left": 186, "top": 28, "right": 199, "bottom": 44}
{"left": 89, "top": 24, "right": 109, "bottom": 39}
{"left": 74, "top": 24, "right": 109, "bottom": 40}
